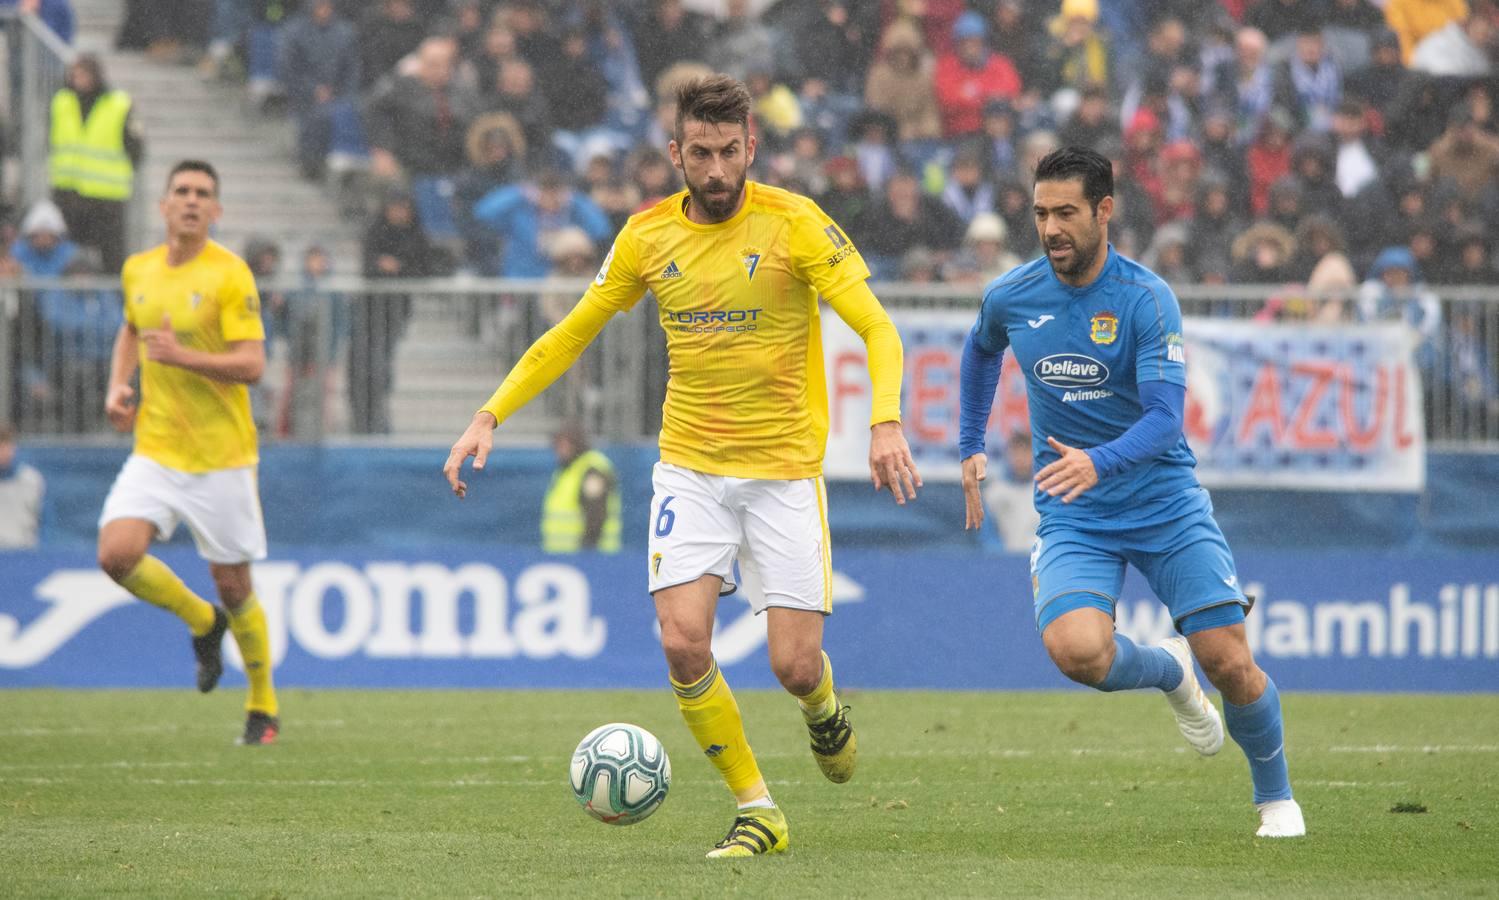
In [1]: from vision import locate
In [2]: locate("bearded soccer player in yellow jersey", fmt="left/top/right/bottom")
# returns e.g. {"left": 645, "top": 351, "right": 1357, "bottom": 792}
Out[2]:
{"left": 96, "top": 160, "right": 279, "bottom": 746}
{"left": 445, "top": 75, "right": 921, "bottom": 857}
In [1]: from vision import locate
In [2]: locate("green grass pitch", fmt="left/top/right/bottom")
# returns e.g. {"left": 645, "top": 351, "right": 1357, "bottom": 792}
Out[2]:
{"left": 2, "top": 690, "right": 1497, "bottom": 898}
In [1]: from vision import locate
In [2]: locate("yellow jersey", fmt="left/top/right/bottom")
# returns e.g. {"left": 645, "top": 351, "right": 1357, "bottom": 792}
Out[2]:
{"left": 121, "top": 240, "right": 263, "bottom": 472}
{"left": 483, "top": 182, "right": 903, "bottom": 479}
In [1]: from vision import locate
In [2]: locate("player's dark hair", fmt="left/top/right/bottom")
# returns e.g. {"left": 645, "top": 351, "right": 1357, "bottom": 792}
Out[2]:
{"left": 674, "top": 74, "right": 752, "bottom": 143}
{"left": 1033, "top": 146, "right": 1113, "bottom": 212}
{"left": 165, "top": 159, "right": 220, "bottom": 197}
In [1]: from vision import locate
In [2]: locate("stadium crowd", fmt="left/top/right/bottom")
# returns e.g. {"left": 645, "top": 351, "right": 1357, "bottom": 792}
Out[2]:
{"left": 3, "top": 0, "right": 1498, "bottom": 438}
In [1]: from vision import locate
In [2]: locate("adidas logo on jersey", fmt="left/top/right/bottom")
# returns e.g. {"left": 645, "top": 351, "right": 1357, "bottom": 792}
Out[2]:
{"left": 661, "top": 260, "right": 684, "bottom": 279}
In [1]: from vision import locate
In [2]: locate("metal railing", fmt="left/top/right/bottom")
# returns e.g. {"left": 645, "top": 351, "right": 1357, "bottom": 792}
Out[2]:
{"left": 1, "top": 8, "right": 73, "bottom": 211}
{"left": 2, "top": 277, "right": 1496, "bottom": 448}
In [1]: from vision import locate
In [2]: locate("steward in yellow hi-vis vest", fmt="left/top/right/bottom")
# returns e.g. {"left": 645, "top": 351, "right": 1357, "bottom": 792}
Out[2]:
{"left": 541, "top": 428, "right": 621, "bottom": 553}
{"left": 48, "top": 55, "right": 141, "bottom": 273}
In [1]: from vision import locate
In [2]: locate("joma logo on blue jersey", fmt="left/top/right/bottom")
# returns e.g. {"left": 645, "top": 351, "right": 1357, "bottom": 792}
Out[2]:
{"left": 1034, "top": 353, "right": 1109, "bottom": 388}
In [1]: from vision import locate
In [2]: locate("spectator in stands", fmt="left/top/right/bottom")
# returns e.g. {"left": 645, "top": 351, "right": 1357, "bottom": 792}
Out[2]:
{"left": 280, "top": 0, "right": 363, "bottom": 182}
{"left": 539, "top": 225, "right": 598, "bottom": 324}
{"left": 933, "top": 11, "right": 1022, "bottom": 138}
{"left": 746, "top": 66, "right": 804, "bottom": 151}
{"left": 1247, "top": 106, "right": 1295, "bottom": 217}
{"left": 359, "top": 0, "right": 426, "bottom": 90}
{"left": 35, "top": 248, "right": 121, "bottom": 432}
{"left": 1429, "top": 107, "right": 1499, "bottom": 197}
{"left": 0, "top": 421, "right": 45, "bottom": 549}
{"left": 1059, "top": 85, "right": 1116, "bottom": 153}
{"left": 1245, "top": 0, "right": 1323, "bottom": 44}
{"left": 591, "top": 172, "right": 642, "bottom": 234}
{"left": 3, "top": 0, "right": 73, "bottom": 43}
{"left": 1276, "top": 26, "right": 1341, "bottom": 134}
{"left": 1141, "top": 222, "right": 1195, "bottom": 284}
{"left": 975, "top": 99, "right": 1020, "bottom": 181}
{"left": 11, "top": 200, "right": 77, "bottom": 278}
{"left": 455, "top": 113, "right": 526, "bottom": 276}
{"left": 1360, "top": 246, "right": 1445, "bottom": 429}
{"left": 713, "top": 0, "right": 779, "bottom": 82}
{"left": 1332, "top": 99, "right": 1382, "bottom": 200}
{"left": 851, "top": 169, "right": 965, "bottom": 280}
{"left": 1230, "top": 220, "right": 1297, "bottom": 284}
{"left": 629, "top": 0, "right": 715, "bottom": 96}
{"left": 946, "top": 211, "right": 1020, "bottom": 284}
{"left": 48, "top": 54, "right": 140, "bottom": 275}
{"left": 1191, "top": 175, "right": 1243, "bottom": 279}
{"left": 941, "top": 146, "right": 995, "bottom": 225}
{"left": 1214, "top": 27, "right": 1274, "bottom": 146}
{"left": 542, "top": 25, "right": 613, "bottom": 157}
{"left": 847, "top": 109, "right": 901, "bottom": 197}
{"left": 352, "top": 190, "right": 434, "bottom": 434}
{"left": 1152, "top": 140, "right": 1202, "bottom": 225}
{"left": 628, "top": 146, "right": 675, "bottom": 209}
{"left": 541, "top": 420, "right": 620, "bottom": 554}
{"left": 1384, "top": 0, "right": 1470, "bottom": 65}
{"left": 995, "top": 176, "right": 1040, "bottom": 260}
{"left": 980, "top": 430, "right": 1039, "bottom": 554}
{"left": 1441, "top": 307, "right": 1499, "bottom": 437}
{"left": 502, "top": 0, "right": 563, "bottom": 75}
{"left": 283, "top": 244, "right": 346, "bottom": 438}
{"left": 487, "top": 59, "right": 554, "bottom": 168}
{"left": 1324, "top": 0, "right": 1387, "bottom": 71}
{"left": 864, "top": 19, "right": 942, "bottom": 154}
{"left": 472, "top": 167, "right": 611, "bottom": 279}
{"left": 1344, "top": 29, "right": 1408, "bottom": 124}
{"left": 471, "top": 22, "right": 518, "bottom": 97}
{"left": 816, "top": 155, "right": 870, "bottom": 232}
{"left": 366, "top": 36, "right": 481, "bottom": 242}
{"left": 1040, "top": 0, "right": 1109, "bottom": 96}
{"left": 1290, "top": 134, "right": 1343, "bottom": 219}
{"left": 1266, "top": 175, "right": 1307, "bottom": 232}
{"left": 794, "top": 0, "right": 874, "bottom": 97}
{"left": 1439, "top": 224, "right": 1499, "bottom": 284}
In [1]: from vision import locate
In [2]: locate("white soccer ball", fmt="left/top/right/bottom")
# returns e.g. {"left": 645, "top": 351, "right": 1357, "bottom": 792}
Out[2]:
{"left": 569, "top": 722, "right": 672, "bottom": 825}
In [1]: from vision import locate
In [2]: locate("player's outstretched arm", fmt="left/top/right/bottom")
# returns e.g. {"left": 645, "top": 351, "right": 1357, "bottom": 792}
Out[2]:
{"left": 444, "top": 411, "right": 496, "bottom": 499}
{"left": 104, "top": 322, "right": 140, "bottom": 432}
{"left": 961, "top": 452, "right": 988, "bottom": 529}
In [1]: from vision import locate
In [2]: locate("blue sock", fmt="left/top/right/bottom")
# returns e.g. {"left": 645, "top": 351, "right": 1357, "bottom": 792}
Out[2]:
{"left": 1224, "top": 675, "right": 1293, "bottom": 804}
{"left": 1097, "top": 634, "right": 1184, "bottom": 692}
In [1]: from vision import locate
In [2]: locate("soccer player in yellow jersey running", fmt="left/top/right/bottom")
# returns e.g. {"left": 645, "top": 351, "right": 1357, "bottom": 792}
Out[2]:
{"left": 96, "top": 160, "right": 280, "bottom": 746}
{"left": 445, "top": 75, "right": 921, "bottom": 858}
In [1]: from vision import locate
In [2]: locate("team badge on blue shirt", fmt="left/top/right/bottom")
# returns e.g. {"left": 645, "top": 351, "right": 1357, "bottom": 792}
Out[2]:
{"left": 1089, "top": 310, "right": 1118, "bottom": 345}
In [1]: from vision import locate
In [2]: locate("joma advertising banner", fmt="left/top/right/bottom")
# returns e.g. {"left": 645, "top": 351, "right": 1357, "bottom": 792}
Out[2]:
{"left": 823, "top": 312, "right": 1425, "bottom": 491}
{"left": 3, "top": 548, "right": 1495, "bottom": 692}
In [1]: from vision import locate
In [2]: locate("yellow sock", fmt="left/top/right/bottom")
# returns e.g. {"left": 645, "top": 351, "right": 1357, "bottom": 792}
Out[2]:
{"left": 796, "top": 650, "right": 838, "bottom": 723}
{"left": 228, "top": 594, "right": 278, "bottom": 716}
{"left": 119, "top": 556, "right": 217, "bottom": 636}
{"left": 672, "top": 658, "right": 768, "bottom": 805}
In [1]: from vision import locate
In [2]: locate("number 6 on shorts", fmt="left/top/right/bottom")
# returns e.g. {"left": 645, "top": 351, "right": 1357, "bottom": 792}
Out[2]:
{"left": 654, "top": 495, "right": 676, "bottom": 537}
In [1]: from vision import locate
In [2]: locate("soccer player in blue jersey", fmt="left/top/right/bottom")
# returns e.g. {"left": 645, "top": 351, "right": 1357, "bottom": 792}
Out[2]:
{"left": 957, "top": 147, "right": 1304, "bottom": 838}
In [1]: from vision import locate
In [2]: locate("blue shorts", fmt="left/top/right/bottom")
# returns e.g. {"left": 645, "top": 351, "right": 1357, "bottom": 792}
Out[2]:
{"left": 1030, "top": 510, "right": 1249, "bottom": 635}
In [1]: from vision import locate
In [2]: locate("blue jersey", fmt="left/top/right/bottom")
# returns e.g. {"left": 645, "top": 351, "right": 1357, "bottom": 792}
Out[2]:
{"left": 961, "top": 246, "right": 1208, "bottom": 532}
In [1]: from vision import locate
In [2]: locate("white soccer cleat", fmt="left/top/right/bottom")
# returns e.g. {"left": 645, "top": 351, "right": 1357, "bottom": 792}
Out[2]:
{"left": 1159, "top": 636, "right": 1224, "bottom": 756}
{"left": 1255, "top": 799, "right": 1306, "bottom": 837}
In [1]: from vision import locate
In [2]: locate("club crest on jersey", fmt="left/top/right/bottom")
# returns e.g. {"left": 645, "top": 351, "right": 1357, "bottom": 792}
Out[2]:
{"left": 740, "top": 246, "right": 762, "bottom": 282}
{"left": 1089, "top": 310, "right": 1118, "bottom": 345}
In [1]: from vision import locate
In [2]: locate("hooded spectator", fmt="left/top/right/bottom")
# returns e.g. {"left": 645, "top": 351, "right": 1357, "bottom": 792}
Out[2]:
{"left": 1230, "top": 220, "right": 1297, "bottom": 283}
{"left": 933, "top": 11, "right": 1022, "bottom": 137}
{"left": 865, "top": 19, "right": 942, "bottom": 145}
{"left": 947, "top": 211, "right": 1021, "bottom": 283}
{"left": 11, "top": 201, "right": 78, "bottom": 277}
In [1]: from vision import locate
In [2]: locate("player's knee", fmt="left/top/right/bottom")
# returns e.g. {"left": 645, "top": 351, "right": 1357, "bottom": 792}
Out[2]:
{"left": 1197, "top": 648, "right": 1259, "bottom": 696}
{"left": 770, "top": 651, "right": 822, "bottom": 696}
{"left": 658, "top": 628, "right": 712, "bottom": 680}
{"left": 1044, "top": 637, "right": 1113, "bottom": 686}
{"left": 97, "top": 545, "right": 142, "bottom": 582}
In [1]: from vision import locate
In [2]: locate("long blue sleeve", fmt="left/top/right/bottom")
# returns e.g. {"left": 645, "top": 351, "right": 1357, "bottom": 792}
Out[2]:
{"left": 959, "top": 328, "right": 1004, "bottom": 459}
{"left": 1083, "top": 380, "right": 1184, "bottom": 479}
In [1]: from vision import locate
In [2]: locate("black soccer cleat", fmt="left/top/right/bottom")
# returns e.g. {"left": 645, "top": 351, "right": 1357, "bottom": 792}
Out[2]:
{"left": 807, "top": 703, "right": 858, "bottom": 783}
{"left": 237, "top": 711, "right": 280, "bottom": 746}
{"left": 192, "top": 607, "right": 230, "bottom": 693}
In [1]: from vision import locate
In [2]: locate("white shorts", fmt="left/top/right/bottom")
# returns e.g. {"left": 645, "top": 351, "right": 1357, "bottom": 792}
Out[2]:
{"left": 647, "top": 462, "right": 832, "bottom": 615}
{"left": 99, "top": 454, "right": 267, "bottom": 564}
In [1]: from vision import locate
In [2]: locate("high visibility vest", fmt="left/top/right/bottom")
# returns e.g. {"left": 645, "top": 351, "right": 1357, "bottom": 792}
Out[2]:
{"left": 541, "top": 449, "right": 621, "bottom": 553}
{"left": 49, "top": 89, "right": 134, "bottom": 201}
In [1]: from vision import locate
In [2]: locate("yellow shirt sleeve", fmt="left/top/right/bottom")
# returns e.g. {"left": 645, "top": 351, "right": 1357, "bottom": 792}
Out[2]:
{"left": 219, "top": 258, "right": 266, "bottom": 342}
{"left": 790, "top": 196, "right": 872, "bottom": 300}
{"left": 479, "top": 227, "right": 646, "bottom": 424}
{"left": 825, "top": 280, "right": 903, "bottom": 426}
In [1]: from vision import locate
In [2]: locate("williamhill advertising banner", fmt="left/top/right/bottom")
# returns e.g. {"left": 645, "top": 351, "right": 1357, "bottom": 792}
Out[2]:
{"left": 2, "top": 548, "right": 1495, "bottom": 691}
{"left": 824, "top": 313, "right": 1426, "bottom": 491}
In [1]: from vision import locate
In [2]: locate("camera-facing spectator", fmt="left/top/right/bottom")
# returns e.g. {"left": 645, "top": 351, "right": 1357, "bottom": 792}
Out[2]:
{"left": 49, "top": 54, "right": 141, "bottom": 275}
{"left": 934, "top": 11, "right": 1022, "bottom": 138}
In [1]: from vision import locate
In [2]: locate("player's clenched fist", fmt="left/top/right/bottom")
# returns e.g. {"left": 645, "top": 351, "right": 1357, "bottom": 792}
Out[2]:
{"left": 444, "top": 411, "right": 497, "bottom": 498}
{"left": 961, "top": 452, "right": 987, "bottom": 530}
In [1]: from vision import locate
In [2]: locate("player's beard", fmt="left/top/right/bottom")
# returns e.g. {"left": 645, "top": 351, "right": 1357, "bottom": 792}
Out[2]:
{"left": 683, "top": 169, "right": 746, "bottom": 222}
{"left": 1046, "top": 218, "right": 1103, "bottom": 280}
